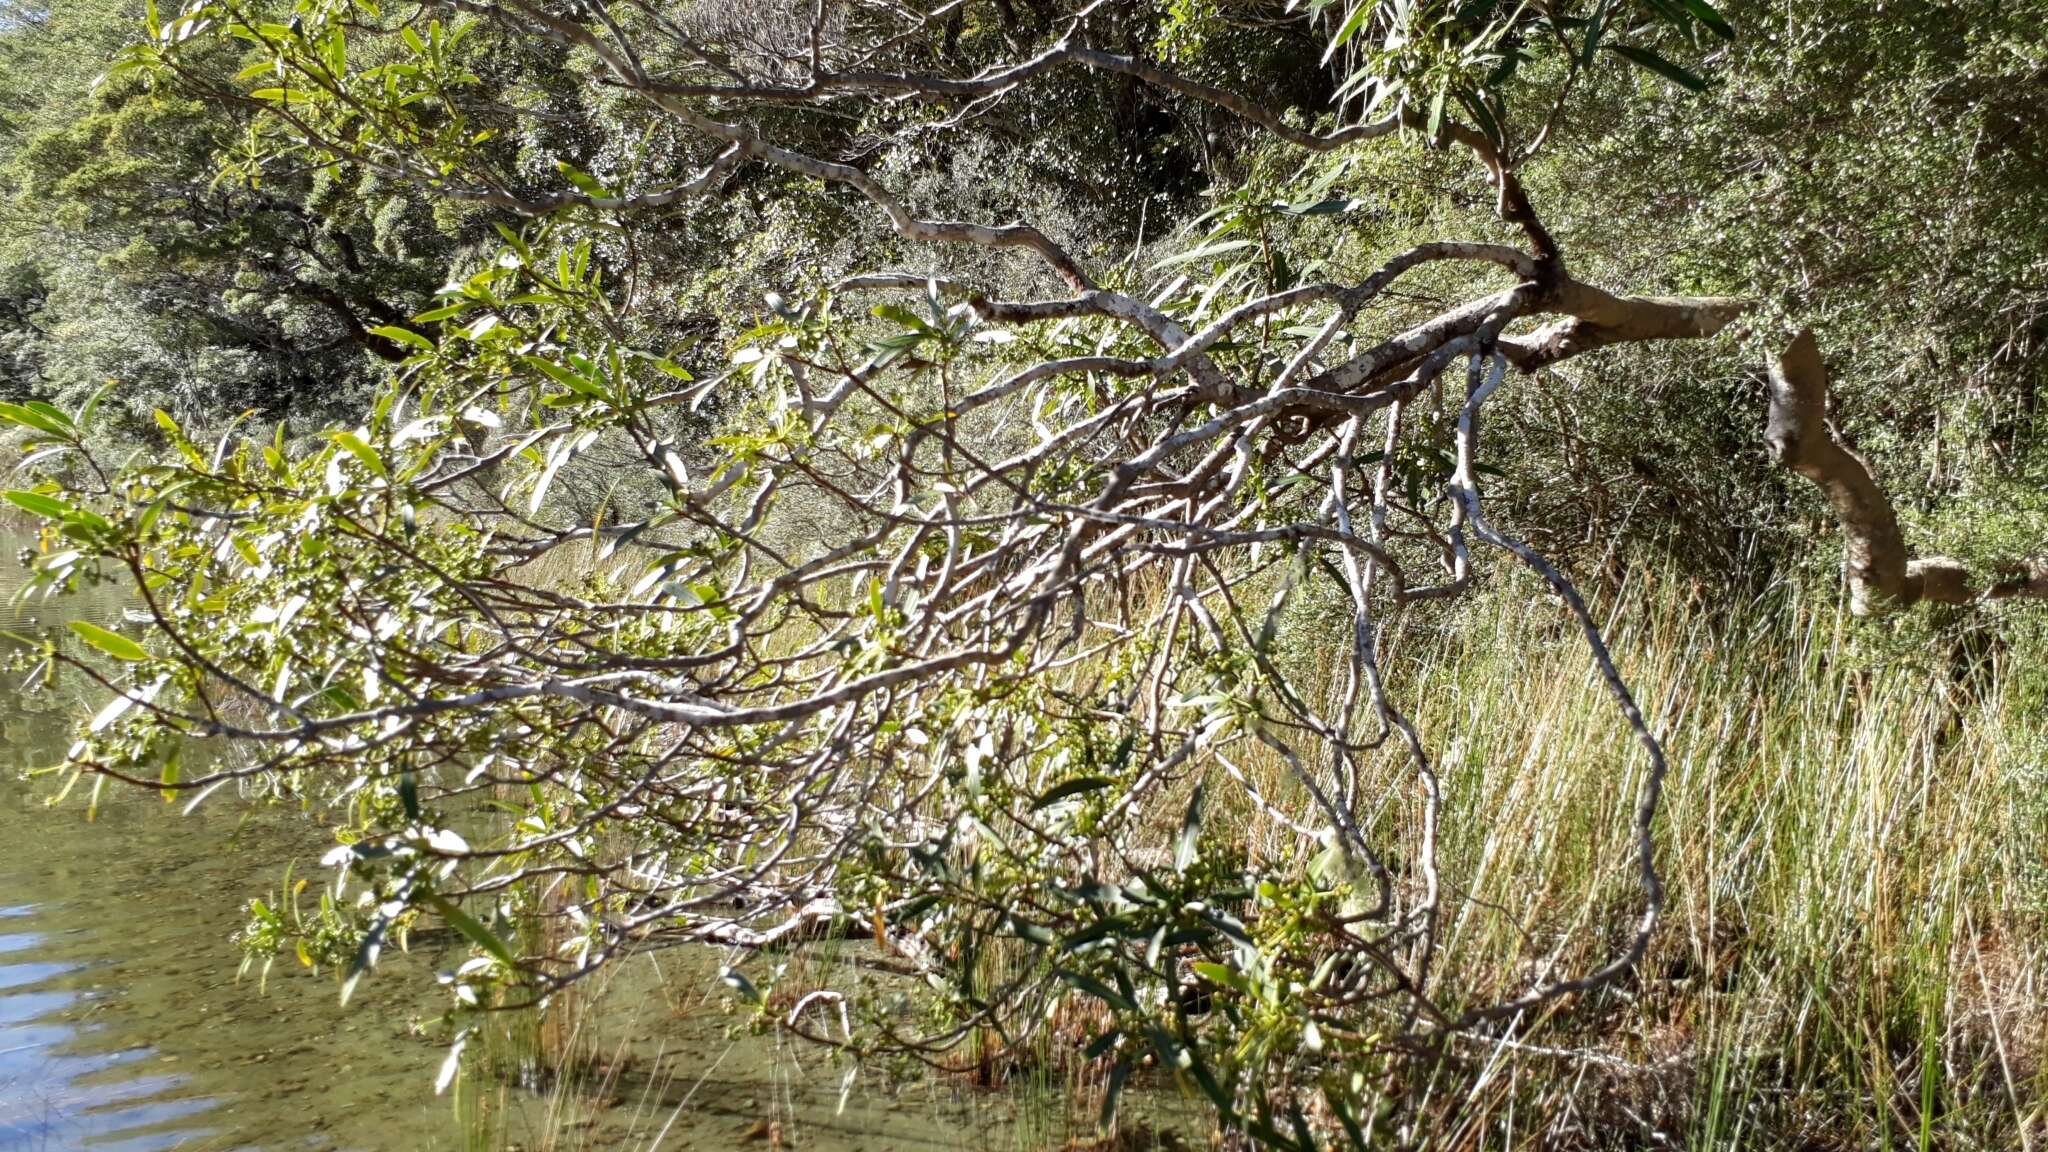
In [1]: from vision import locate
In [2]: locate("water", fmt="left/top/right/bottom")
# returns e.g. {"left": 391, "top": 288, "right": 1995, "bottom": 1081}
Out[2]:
{"left": 0, "top": 530, "right": 1187, "bottom": 1152}
{"left": 0, "top": 533, "right": 464, "bottom": 1151}
{"left": 0, "top": 782, "right": 462, "bottom": 1151}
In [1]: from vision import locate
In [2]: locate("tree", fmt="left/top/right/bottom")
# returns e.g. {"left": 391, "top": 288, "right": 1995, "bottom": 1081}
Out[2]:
{"left": 0, "top": 0, "right": 452, "bottom": 418}
{"left": 4, "top": 0, "right": 2043, "bottom": 1146}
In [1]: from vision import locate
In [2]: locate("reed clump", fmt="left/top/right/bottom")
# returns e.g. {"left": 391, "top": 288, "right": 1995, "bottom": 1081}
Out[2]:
{"left": 1270, "top": 572, "right": 2048, "bottom": 1148}
{"left": 459, "top": 568, "right": 2048, "bottom": 1151}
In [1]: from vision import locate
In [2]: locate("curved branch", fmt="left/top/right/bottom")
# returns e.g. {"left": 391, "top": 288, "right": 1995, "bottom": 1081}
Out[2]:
{"left": 1765, "top": 329, "right": 2048, "bottom": 614}
{"left": 1502, "top": 282, "right": 1749, "bottom": 371}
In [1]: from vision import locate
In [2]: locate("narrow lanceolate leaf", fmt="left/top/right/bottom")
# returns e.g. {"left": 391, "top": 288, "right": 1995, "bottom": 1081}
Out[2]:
{"left": 1150, "top": 239, "right": 1258, "bottom": 270}
{"left": 21, "top": 401, "right": 73, "bottom": 430}
{"left": 1320, "top": 0, "right": 1374, "bottom": 65}
{"left": 3, "top": 490, "right": 71, "bottom": 519}
{"left": 340, "top": 913, "right": 392, "bottom": 1006}
{"left": 68, "top": 620, "right": 148, "bottom": 662}
{"left": 1457, "top": 91, "right": 1504, "bottom": 151}
{"left": 0, "top": 401, "right": 71, "bottom": 438}
{"left": 1681, "top": 0, "right": 1736, "bottom": 40}
{"left": 520, "top": 355, "right": 609, "bottom": 401}
{"left": 412, "top": 301, "right": 474, "bottom": 323}
{"left": 1031, "top": 775, "right": 1113, "bottom": 810}
{"left": 329, "top": 431, "right": 388, "bottom": 479}
{"left": 555, "top": 160, "right": 609, "bottom": 196}
{"left": 718, "top": 964, "right": 762, "bottom": 1004}
{"left": 77, "top": 379, "right": 115, "bottom": 430}
{"left": 367, "top": 324, "right": 435, "bottom": 352}
{"left": 1100, "top": 1058, "right": 1130, "bottom": 1133}
{"left": 1579, "top": 0, "right": 1613, "bottom": 64}
{"left": 1175, "top": 780, "right": 1206, "bottom": 873}
{"left": 1009, "top": 916, "right": 1057, "bottom": 946}
{"left": 1082, "top": 1028, "right": 1121, "bottom": 1061}
{"left": 1056, "top": 968, "right": 1136, "bottom": 1012}
{"left": 1191, "top": 960, "right": 1252, "bottom": 995}
{"left": 427, "top": 895, "right": 519, "bottom": 970}
{"left": 1604, "top": 44, "right": 1709, "bottom": 92}
{"left": 433, "top": 1030, "right": 470, "bottom": 1095}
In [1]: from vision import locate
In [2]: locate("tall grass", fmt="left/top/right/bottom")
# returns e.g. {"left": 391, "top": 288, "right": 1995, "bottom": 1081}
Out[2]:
{"left": 451, "top": 567, "right": 2047, "bottom": 1151}
{"left": 1325, "top": 572, "right": 2048, "bottom": 1149}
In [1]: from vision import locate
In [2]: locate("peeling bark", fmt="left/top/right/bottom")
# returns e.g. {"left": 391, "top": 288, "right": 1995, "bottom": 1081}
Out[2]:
{"left": 1502, "top": 283, "right": 1749, "bottom": 371}
{"left": 1765, "top": 329, "right": 2048, "bottom": 614}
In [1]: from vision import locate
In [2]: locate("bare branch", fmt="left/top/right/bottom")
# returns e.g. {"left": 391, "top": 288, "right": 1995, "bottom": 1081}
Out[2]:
{"left": 1767, "top": 329, "right": 2048, "bottom": 613}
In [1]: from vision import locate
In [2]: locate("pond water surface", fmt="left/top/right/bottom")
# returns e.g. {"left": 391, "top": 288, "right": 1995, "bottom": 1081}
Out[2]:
{"left": 0, "top": 529, "right": 1186, "bottom": 1152}
{"left": 0, "top": 532, "right": 467, "bottom": 1151}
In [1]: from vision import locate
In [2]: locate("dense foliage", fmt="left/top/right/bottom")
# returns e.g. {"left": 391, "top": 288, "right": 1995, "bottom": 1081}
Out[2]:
{"left": 2, "top": 1, "right": 2044, "bottom": 1149}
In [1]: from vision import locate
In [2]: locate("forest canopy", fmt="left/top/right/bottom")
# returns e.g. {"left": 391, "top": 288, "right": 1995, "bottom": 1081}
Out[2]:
{"left": 2, "top": 0, "right": 2045, "bottom": 1147}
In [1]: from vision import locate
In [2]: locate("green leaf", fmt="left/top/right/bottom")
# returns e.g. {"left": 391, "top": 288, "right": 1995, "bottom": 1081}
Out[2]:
{"left": 1100, "top": 1059, "right": 1130, "bottom": 1133}
{"left": 1279, "top": 197, "right": 1363, "bottom": 216}
{"left": 870, "top": 303, "right": 935, "bottom": 333}
{"left": 1199, "top": 907, "right": 1256, "bottom": 948}
{"left": 1177, "top": 1041, "right": 1235, "bottom": 1119}
{"left": 0, "top": 402, "right": 71, "bottom": 438}
{"left": 1638, "top": 0, "right": 1695, "bottom": 26}
{"left": 341, "top": 912, "right": 393, "bottom": 1006}
{"left": 1191, "top": 960, "right": 1252, "bottom": 995}
{"left": 1009, "top": 916, "right": 1056, "bottom": 946}
{"left": 368, "top": 325, "right": 434, "bottom": 352}
{"left": 1056, "top": 968, "right": 1135, "bottom": 1012}
{"left": 718, "top": 964, "right": 762, "bottom": 1004}
{"left": 1680, "top": 0, "right": 1735, "bottom": 39}
{"left": 1031, "top": 775, "right": 1113, "bottom": 810}
{"left": 555, "top": 160, "right": 610, "bottom": 197}
{"left": 412, "top": 302, "right": 474, "bottom": 323}
{"left": 21, "top": 401, "right": 72, "bottom": 430}
{"left": 1330, "top": 1095, "right": 1370, "bottom": 1150}
{"left": 77, "top": 379, "right": 116, "bottom": 430}
{"left": 1579, "top": 0, "right": 1611, "bottom": 66}
{"left": 521, "top": 355, "right": 610, "bottom": 402}
{"left": 427, "top": 895, "right": 519, "bottom": 970}
{"left": 1175, "top": 780, "right": 1205, "bottom": 873}
{"left": 329, "top": 431, "right": 388, "bottom": 479}
{"left": 1060, "top": 914, "right": 1139, "bottom": 952}
{"left": 69, "top": 620, "right": 149, "bottom": 662}
{"left": 1321, "top": 0, "right": 1375, "bottom": 65}
{"left": 159, "top": 745, "right": 181, "bottom": 801}
{"left": 1150, "top": 239, "right": 1257, "bottom": 270}
{"left": 1604, "top": 44, "right": 1709, "bottom": 92}
{"left": 3, "top": 490, "right": 71, "bottom": 519}
{"left": 1082, "top": 1028, "right": 1122, "bottom": 1060}
{"left": 1457, "top": 90, "right": 1504, "bottom": 151}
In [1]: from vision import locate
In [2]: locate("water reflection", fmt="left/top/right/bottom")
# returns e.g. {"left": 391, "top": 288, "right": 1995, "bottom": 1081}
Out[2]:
{"left": 0, "top": 530, "right": 1187, "bottom": 1152}
{"left": 0, "top": 534, "right": 460, "bottom": 1151}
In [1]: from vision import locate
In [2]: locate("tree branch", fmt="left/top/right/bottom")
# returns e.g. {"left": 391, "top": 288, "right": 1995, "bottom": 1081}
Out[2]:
{"left": 1765, "top": 329, "right": 2048, "bottom": 614}
{"left": 1501, "top": 282, "right": 1748, "bottom": 370}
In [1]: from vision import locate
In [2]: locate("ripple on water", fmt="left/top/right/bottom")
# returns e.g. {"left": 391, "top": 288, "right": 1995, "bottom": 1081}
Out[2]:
{"left": 0, "top": 529, "right": 1177, "bottom": 1152}
{"left": 1, "top": 911, "right": 203, "bottom": 1152}
{"left": 0, "top": 958, "right": 77, "bottom": 991}
{"left": 0, "top": 766, "right": 456, "bottom": 1148}
{"left": 0, "top": 530, "right": 457, "bottom": 1151}
{"left": 0, "top": 932, "right": 42, "bottom": 955}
